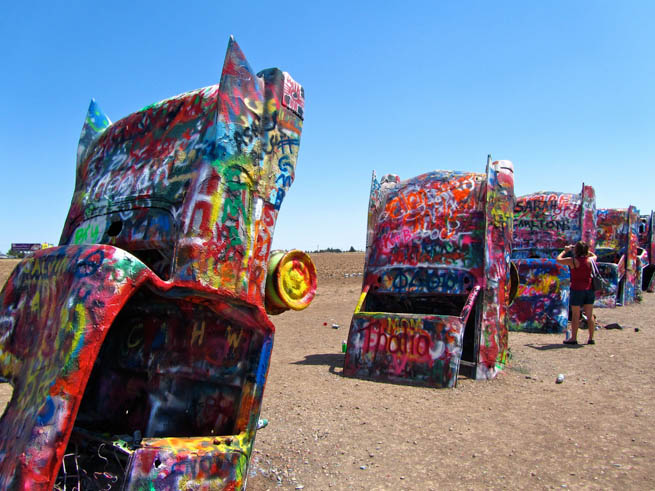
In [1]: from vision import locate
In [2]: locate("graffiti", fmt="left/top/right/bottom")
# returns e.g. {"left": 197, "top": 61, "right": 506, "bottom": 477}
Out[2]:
{"left": 594, "top": 262, "right": 620, "bottom": 308}
{"left": 346, "top": 287, "right": 480, "bottom": 388}
{"left": 377, "top": 267, "right": 476, "bottom": 295}
{"left": 0, "top": 38, "right": 314, "bottom": 491}
{"left": 370, "top": 229, "right": 483, "bottom": 270}
{"left": 595, "top": 207, "right": 640, "bottom": 307}
{"left": 508, "top": 259, "right": 570, "bottom": 332}
{"left": 512, "top": 190, "right": 592, "bottom": 252}
{"left": 509, "top": 184, "right": 596, "bottom": 332}
{"left": 271, "top": 143, "right": 298, "bottom": 210}
{"left": 282, "top": 73, "right": 305, "bottom": 117}
{"left": 638, "top": 212, "right": 655, "bottom": 292}
{"left": 362, "top": 318, "right": 432, "bottom": 361}
{"left": 515, "top": 219, "right": 573, "bottom": 232}
{"left": 345, "top": 158, "right": 514, "bottom": 387}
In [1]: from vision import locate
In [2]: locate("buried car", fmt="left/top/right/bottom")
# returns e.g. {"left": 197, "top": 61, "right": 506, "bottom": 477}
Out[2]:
{"left": 595, "top": 206, "right": 641, "bottom": 307}
{"left": 0, "top": 38, "right": 315, "bottom": 490}
{"left": 343, "top": 157, "right": 515, "bottom": 388}
{"left": 638, "top": 211, "right": 655, "bottom": 292}
{"left": 508, "top": 184, "right": 596, "bottom": 332}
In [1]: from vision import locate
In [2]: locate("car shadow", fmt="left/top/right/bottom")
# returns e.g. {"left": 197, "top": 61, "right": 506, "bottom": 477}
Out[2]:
{"left": 525, "top": 343, "right": 584, "bottom": 350}
{"left": 292, "top": 353, "right": 344, "bottom": 369}
{"left": 292, "top": 354, "right": 447, "bottom": 388}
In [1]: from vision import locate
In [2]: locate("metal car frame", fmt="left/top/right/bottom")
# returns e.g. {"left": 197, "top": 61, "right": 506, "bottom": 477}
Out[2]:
{"left": 638, "top": 211, "right": 655, "bottom": 292}
{"left": 508, "top": 184, "right": 596, "bottom": 332}
{"left": 595, "top": 206, "right": 640, "bottom": 307}
{"left": 343, "top": 157, "right": 515, "bottom": 388}
{"left": 0, "top": 38, "right": 314, "bottom": 490}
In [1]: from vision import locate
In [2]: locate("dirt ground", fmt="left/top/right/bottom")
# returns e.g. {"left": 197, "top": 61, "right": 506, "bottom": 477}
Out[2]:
{"left": 247, "top": 253, "right": 655, "bottom": 490}
{"left": 0, "top": 259, "right": 20, "bottom": 285}
{"left": 1, "top": 254, "right": 654, "bottom": 490}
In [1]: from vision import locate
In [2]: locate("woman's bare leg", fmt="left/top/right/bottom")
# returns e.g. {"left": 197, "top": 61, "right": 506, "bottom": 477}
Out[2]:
{"left": 584, "top": 303, "right": 594, "bottom": 342}
{"left": 570, "top": 305, "right": 581, "bottom": 342}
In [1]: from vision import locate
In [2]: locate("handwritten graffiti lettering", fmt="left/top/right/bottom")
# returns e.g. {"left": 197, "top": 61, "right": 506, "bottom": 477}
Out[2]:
{"left": 514, "top": 198, "right": 559, "bottom": 213}
{"left": 74, "top": 223, "right": 102, "bottom": 245}
{"left": 22, "top": 255, "right": 72, "bottom": 281}
{"left": 380, "top": 175, "right": 478, "bottom": 228}
{"left": 379, "top": 268, "right": 475, "bottom": 294}
{"left": 513, "top": 193, "right": 580, "bottom": 220}
{"left": 515, "top": 219, "right": 571, "bottom": 232}
{"left": 277, "top": 138, "right": 299, "bottom": 154}
{"left": 369, "top": 229, "right": 481, "bottom": 270}
{"left": 362, "top": 320, "right": 431, "bottom": 361}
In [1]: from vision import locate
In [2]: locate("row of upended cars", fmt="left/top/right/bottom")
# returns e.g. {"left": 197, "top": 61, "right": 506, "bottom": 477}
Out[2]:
{"left": 0, "top": 38, "right": 650, "bottom": 490}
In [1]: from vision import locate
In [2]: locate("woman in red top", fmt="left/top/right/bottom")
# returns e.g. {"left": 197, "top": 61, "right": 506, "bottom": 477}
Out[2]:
{"left": 556, "top": 241, "right": 597, "bottom": 345}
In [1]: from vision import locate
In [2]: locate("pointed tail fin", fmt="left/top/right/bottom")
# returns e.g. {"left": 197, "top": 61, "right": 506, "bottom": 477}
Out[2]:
{"left": 77, "top": 99, "right": 111, "bottom": 167}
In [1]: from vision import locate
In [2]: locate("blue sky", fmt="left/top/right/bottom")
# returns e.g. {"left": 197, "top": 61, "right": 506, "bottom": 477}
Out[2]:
{"left": 1, "top": 1, "right": 653, "bottom": 254}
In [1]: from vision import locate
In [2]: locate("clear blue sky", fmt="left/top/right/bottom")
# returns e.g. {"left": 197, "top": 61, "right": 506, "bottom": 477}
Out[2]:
{"left": 1, "top": 1, "right": 653, "bottom": 254}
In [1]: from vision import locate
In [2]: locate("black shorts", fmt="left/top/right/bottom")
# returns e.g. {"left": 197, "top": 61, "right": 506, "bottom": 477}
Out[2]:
{"left": 570, "top": 288, "right": 595, "bottom": 307}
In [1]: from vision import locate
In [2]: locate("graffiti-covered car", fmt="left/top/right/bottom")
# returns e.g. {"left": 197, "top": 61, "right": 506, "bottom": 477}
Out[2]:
{"left": 595, "top": 206, "right": 640, "bottom": 307}
{"left": 638, "top": 211, "right": 655, "bottom": 292}
{"left": 343, "top": 157, "right": 515, "bottom": 388}
{"left": 508, "top": 184, "right": 596, "bottom": 332}
{"left": 0, "top": 38, "right": 316, "bottom": 490}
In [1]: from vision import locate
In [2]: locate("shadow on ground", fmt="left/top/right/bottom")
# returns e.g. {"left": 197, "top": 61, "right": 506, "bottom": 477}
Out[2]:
{"left": 525, "top": 343, "right": 583, "bottom": 350}
{"left": 292, "top": 353, "right": 345, "bottom": 368}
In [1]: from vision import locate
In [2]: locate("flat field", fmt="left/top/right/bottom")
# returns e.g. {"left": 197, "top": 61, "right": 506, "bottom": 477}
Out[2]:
{"left": 248, "top": 252, "right": 655, "bottom": 490}
{"left": 0, "top": 259, "right": 19, "bottom": 287}
{"left": 1, "top": 254, "right": 654, "bottom": 490}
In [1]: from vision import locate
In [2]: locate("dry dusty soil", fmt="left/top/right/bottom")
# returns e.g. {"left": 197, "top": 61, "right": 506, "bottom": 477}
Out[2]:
{"left": 2, "top": 254, "right": 655, "bottom": 490}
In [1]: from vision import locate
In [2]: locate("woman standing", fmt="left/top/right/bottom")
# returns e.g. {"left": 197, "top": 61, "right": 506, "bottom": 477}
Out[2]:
{"left": 556, "top": 241, "right": 597, "bottom": 345}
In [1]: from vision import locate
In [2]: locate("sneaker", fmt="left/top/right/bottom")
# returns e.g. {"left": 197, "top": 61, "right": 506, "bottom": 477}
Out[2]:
{"left": 587, "top": 339, "right": 595, "bottom": 345}
{"left": 563, "top": 339, "right": 578, "bottom": 345}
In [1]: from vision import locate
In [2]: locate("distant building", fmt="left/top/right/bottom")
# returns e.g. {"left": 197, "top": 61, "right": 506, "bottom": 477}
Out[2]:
{"left": 10, "top": 243, "right": 46, "bottom": 256}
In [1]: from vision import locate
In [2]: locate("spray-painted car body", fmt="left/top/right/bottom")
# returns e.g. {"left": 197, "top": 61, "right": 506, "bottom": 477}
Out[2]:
{"left": 0, "top": 38, "right": 315, "bottom": 490}
{"left": 509, "top": 185, "right": 596, "bottom": 332}
{"left": 595, "top": 207, "right": 640, "bottom": 307}
{"left": 343, "top": 158, "right": 515, "bottom": 388}
{"left": 638, "top": 212, "right": 655, "bottom": 292}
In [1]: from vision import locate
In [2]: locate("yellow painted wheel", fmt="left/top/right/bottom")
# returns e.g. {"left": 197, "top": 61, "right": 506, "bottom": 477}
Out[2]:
{"left": 265, "top": 250, "right": 317, "bottom": 314}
